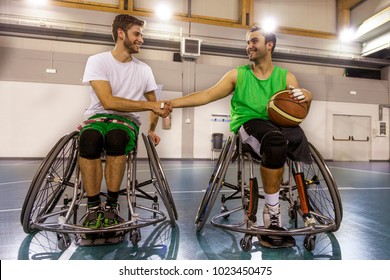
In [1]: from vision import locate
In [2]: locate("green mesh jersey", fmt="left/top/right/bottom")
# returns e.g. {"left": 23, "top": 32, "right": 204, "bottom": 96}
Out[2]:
{"left": 230, "top": 65, "right": 288, "bottom": 133}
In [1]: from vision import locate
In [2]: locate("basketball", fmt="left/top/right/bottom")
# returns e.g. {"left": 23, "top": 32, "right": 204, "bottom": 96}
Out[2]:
{"left": 267, "top": 89, "right": 308, "bottom": 127}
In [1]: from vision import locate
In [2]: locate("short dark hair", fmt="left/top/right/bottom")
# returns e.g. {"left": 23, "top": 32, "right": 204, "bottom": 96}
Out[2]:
{"left": 248, "top": 26, "right": 276, "bottom": 53}
{"left": 112, "top": 14, "right": 145, "bottom": 42}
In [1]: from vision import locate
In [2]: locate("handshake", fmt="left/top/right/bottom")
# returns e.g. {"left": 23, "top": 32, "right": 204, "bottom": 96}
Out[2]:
{"left": 154, "top": 100, "right": 173, "bottom": 118}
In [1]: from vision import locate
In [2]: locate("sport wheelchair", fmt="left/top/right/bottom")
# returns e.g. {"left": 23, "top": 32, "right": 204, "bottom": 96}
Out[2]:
{"left": 21, "top": 131, "right": 177, "bottom": 249}
{"left": 195, "top": 134, "right": 342, "bottom": 251}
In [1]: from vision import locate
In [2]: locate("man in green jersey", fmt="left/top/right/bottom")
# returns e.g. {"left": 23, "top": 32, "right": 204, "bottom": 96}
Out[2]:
{"left": 169, "top": 26, "right": 313, "bottom": 246}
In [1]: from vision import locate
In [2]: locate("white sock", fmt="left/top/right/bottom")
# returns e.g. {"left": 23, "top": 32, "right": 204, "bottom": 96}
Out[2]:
{"left": 265, "top": 192, "right": 280, "bottom": 206}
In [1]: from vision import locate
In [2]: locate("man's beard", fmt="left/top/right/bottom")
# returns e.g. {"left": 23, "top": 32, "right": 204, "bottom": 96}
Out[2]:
{"left": 123, "top": 36, "right": 139, "bottom": 54}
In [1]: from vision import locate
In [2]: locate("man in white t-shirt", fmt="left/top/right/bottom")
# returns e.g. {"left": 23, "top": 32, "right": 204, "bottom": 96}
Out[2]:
{"left": 79, "top": 14, "right": 170, "bottom": 230}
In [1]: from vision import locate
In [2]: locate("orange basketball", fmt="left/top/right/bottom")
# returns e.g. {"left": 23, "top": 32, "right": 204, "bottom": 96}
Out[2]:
{"left": 267, "top": 89, "right": 308, "bottom": 127}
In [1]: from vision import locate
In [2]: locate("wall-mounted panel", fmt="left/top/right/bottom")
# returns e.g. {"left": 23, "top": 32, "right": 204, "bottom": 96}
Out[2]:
{"left": 191, "top": 0, "right": 240, "bottom": 21}
{"left": 254, "top": 0, "right": 336, "bottom": 33}
{"left": 134, "top": 0, "right": 188, "bottom": 14}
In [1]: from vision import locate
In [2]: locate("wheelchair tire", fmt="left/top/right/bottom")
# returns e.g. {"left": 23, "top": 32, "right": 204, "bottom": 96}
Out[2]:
{"left": 304, "top": 143, "right": 343, "bottom": 231}
{"left": 21, "top": 131, "right": 80, "bottom": 234}
{"left": 195, "top": 135, "right": 236, "bottom": 232}
{"left": 147, "top": 134, "right": 178, "bottom": 220}
{"left": 20, "top": 134, "right": 67, "bottom": 225}
{"left": 142, "top": 134, "right": 178, "bottom": 226}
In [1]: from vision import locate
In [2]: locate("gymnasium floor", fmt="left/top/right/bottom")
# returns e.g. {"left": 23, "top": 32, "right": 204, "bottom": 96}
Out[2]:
{"left": 1, "top": 157, "right": 390, "bottom": 260}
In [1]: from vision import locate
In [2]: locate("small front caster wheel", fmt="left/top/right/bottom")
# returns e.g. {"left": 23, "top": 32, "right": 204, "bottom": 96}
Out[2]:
{"left": 304, "top": 234, "right": 316, "bottom": 251}
{"left": 57, "top": 233, "right": 71, "bottom": 250}
{"left": 130, "top": 229, "right": 141, "bottom": 246}
{"left": 221, "top": 206, "right": 230, "bottom": 219}
{"left": 240, "top": 234, "right": 252, "bottom": 252}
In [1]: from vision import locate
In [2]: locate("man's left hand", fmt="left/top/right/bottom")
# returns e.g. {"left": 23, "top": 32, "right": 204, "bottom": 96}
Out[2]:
{"left": 148, "top": 131, "right": 161, "bottom": 145}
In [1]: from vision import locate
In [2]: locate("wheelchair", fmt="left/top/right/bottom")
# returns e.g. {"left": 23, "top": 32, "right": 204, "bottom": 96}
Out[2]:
{"left": 20, "top": 130, "right": 177, "bottom": 250}
{"left": 195, "top": 133, "right": 343, "bottom": 251}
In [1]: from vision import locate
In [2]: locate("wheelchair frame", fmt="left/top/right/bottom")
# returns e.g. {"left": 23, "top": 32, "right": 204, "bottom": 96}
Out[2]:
{"left": 21, "top": 131, "right": 177, "bottom": 249}
{"left": 195, "top": 134, "right": 343, "bottom": 251}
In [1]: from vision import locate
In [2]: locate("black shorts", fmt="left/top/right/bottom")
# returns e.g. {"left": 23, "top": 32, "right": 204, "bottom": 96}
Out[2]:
{"left": 238, "top": 119, "right": 312, "bottom": 164}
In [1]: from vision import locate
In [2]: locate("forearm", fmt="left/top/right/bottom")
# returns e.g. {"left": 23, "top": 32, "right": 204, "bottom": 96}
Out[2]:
{"left": 102, "top": 95, "right": 159, "bottom": 113}
{"left": 91, "top": 80, "right": 161, "bottom": 113}
{"left": 149, "top": 112, "right": 158, "bottom": 132}
{"left": 171, "top": 91, "right": 212, "bottom": 108}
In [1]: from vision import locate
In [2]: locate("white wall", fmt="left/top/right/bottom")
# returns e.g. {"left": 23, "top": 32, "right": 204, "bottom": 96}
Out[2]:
{"left": 0, "top": 80, "right": 183, "bottom": 158}
{"left": 0, "top": 81, "right": 89, "bottom": 157}
{"left": 1, "top": 81, "right": 389, "bottom": 160}
{"left": 193, "top": 97, "right": 233, "bottom": 159}
{"left": 301, "top": 101, "right": 390, "bottom": 160}
{"left": 137, "top": 91, "right": 183, "bottom": 159}
{"left": 0, "top": 1, "right": 389, "bottom": 160}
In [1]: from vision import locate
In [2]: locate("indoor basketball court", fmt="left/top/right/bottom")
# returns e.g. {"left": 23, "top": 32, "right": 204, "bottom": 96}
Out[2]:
{"left": 1, "top": 0, "right": 389, "bottom": 266}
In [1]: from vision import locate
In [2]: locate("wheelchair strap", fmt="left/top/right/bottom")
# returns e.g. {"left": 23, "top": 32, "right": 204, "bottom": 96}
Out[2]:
{"left": 77, "top": 117, "right": 136, "bottom": 132}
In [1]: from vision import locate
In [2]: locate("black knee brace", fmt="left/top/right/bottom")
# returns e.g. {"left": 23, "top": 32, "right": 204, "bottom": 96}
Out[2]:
{"left": 79, "top": 129, "right": 104, "bottom": 159}
{"left": 260, "top": 131, "right": 287, "bottom": 169}
{"left": 104, "top": 129, "right": 130, "bottom": 156}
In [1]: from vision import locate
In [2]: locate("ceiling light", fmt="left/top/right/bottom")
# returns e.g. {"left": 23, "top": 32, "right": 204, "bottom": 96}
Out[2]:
{"left": 262, "top": 17, "right": 277, "bottom": 33}
{"left": 155, "top": 3, "right": 173, "bottom": 21}
{"left": 339, "top": 27, "right": 356, "bottom": 42}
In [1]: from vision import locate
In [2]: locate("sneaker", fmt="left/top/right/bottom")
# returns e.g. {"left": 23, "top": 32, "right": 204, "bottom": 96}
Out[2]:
{"left": 304, "top": 214, "right": 316, "bottom": 227}
{"left": 263, "top": 203, "right": 282, "bottom": 228}
{"left": 103, "top": 203, "right": 125, "bottom": 227}
{"left": 82, "top": 205, "right": 104, "bottom": 229}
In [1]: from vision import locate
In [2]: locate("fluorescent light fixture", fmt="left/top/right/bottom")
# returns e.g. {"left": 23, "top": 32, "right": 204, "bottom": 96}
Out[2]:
{"left": 354, "top": 7, "right": 390, "bottom": 40}
{"left": 262, "top": 17, "right": 277, "bottom": 33}
{"left": 361, "top": 32, "right": 390, "bottom": 56}
{"left": 155, "top": 3, "right": 173, "bottom": 21}
{"left": 45, "top": 68, "right": 57, "bottom": 74}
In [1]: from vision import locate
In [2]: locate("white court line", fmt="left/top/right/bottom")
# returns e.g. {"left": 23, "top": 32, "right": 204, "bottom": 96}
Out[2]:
{"left": 58, "top": 241, "right": 79, "bottom": 260}
{"left": 0, "top": 208, "right": 23, "bottom": 213}
{"left": 0, "top": 161, "right": 40, "bottom": 166}
{"left": 329, "top": 166, "right": 390, "bottom": 175}
{"left": 0, "top": 180, "right": 31, "bottom": 186}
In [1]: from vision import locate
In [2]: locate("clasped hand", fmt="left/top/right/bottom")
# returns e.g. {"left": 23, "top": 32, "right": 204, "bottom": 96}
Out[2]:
{"left": 155, "top": 100, "right": 173, "bottom": 118}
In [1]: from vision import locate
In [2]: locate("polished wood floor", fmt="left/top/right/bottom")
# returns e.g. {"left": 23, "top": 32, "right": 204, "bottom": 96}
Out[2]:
{"left": 1, "top": 158, "right": 390, "bottom": 260}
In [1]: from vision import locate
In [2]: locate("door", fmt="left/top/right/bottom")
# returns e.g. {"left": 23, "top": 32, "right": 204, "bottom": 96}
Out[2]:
{"left": 333, "top": 115, "right": 371, "bottom": 161}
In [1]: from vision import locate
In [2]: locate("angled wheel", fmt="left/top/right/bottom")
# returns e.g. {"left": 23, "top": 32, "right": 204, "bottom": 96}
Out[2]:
{"left": 142, "top": 133, "right": 177, "bottom": 226}
{"left": 195, "top": 135, "right": 236, "bottom": 232}
{"left": 21, "top": 131, "right": 81, "bottom": 233}
{"left": 303, "top": 143, "right": 343, "bottom": 231}
{"left": 20, "top": 134, "right": 67, "bottom": 225}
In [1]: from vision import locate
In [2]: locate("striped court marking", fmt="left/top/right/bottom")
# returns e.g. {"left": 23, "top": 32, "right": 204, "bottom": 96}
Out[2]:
{"left": 58, "top": 241, "right": 79, "bottom": 260}
{"left": 329, "top": 166, "right": 390, "bottom": 175}
{"left": 0, "top": 180, "right": 31, "bottom": 186}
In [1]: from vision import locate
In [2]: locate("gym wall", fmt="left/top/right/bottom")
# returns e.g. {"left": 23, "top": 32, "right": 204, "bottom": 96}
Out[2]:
{"left": 0, "top": 38, "right": 389, "bottom": 160}
{"left": 0, "top": 0, "right": 389, "bottom": 160}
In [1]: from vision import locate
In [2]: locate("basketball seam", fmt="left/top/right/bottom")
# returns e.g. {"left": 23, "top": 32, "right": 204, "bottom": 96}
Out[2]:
{"left": 268, "top": 102, "right": 304, "bottom": 123}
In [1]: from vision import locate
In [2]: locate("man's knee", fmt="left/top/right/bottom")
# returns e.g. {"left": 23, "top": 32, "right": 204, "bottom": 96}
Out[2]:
{"left": 260, "top": 131, "right": 287, "bottom": 169}
{"left": 104, "top": 129, "right": 130, "bottom": 156}
{"left": 79, "top": 129, "right": 104, "bottom": 159}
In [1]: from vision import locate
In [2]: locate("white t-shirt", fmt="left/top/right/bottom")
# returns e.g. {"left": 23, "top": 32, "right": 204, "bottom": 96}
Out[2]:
{"left": 82, "top": 51, "right": 158, "bottom": 126}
